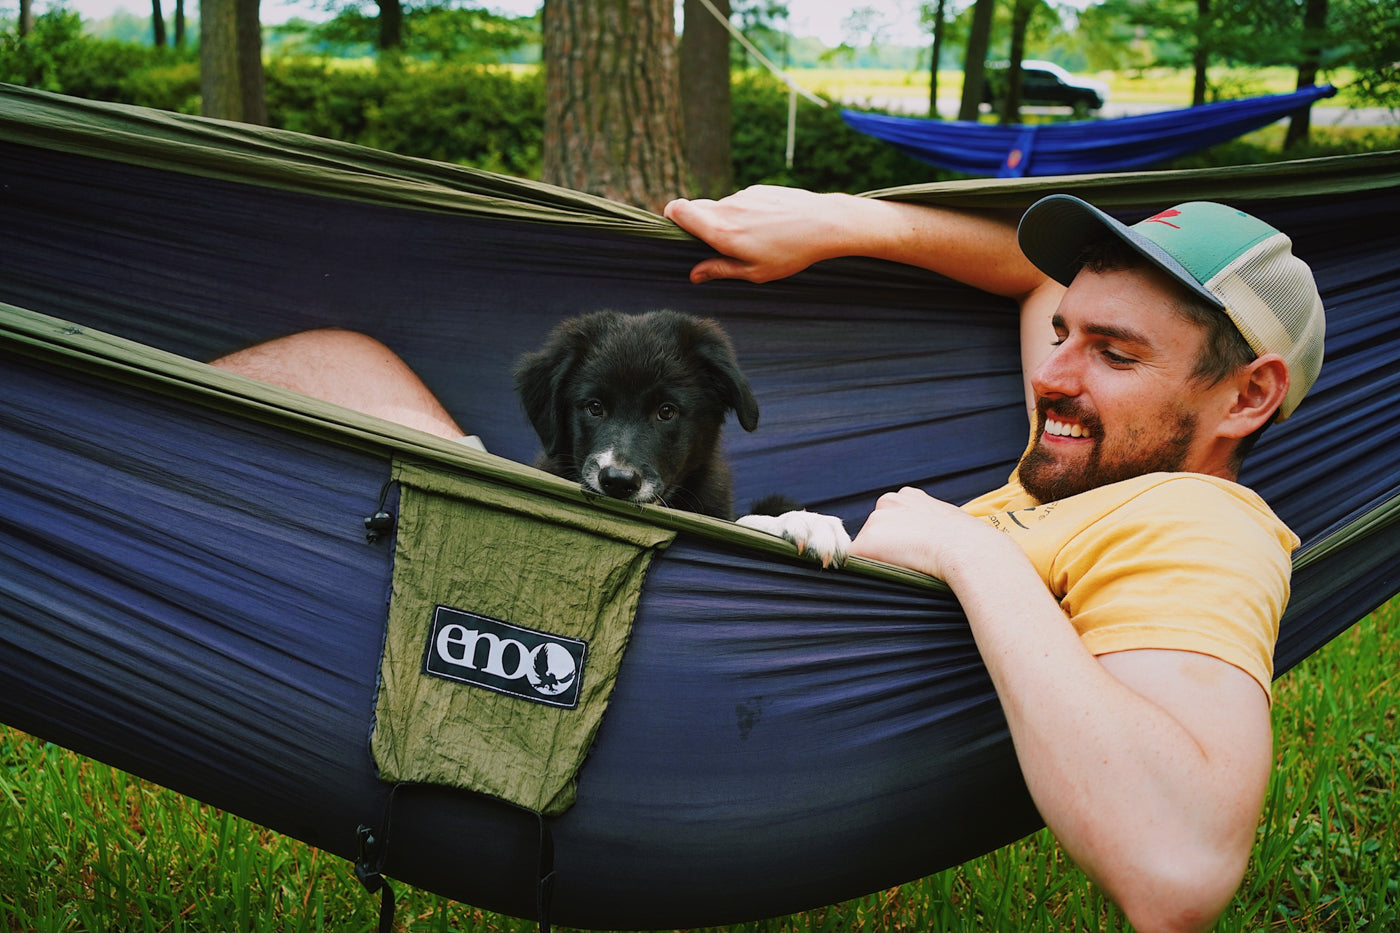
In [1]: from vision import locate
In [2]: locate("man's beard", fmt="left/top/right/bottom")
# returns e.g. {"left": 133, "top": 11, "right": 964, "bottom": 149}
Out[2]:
{"left": 1018, "top": 399, "right": 1198, "bottom": 503}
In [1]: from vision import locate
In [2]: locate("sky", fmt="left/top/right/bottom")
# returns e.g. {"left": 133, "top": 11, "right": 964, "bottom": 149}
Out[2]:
{"left": 47, "top": 0, "right": 933, "bottom": 48}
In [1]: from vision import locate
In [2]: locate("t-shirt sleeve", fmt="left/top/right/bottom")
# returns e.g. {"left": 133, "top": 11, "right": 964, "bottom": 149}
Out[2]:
{"left": 1052, "top": 478, "right": 1291, "bottom": 699}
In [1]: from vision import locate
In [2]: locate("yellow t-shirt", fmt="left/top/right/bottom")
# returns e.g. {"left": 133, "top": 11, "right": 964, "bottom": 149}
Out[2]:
{"left": 960, "top": 472, "right": 1299, "bottom": 699}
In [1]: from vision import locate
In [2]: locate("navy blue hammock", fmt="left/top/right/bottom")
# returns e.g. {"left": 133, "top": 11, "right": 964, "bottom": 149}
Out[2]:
{"left": 1, "top": 82, "right": 1399, "bottom": 930}
{"left": 841, "top": 84, "right": 1338, "bottom": 177}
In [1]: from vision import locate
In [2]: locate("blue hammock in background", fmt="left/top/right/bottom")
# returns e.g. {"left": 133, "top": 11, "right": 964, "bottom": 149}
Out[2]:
{"left": 842, "top": 84, "right": 1338, "bottom": 177}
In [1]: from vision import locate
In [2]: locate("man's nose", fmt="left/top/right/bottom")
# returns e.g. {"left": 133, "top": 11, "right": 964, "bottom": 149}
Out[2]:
{"left": 1031, "top": 344, "right": 1081, "bottom": 400}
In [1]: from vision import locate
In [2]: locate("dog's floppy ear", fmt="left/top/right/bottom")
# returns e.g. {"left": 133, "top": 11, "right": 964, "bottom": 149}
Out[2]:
{"left": 514, "top": 311, "right": 619, "bottom": 457}
{"left": 686, "top": 314, "right": 760, "bottom": 433}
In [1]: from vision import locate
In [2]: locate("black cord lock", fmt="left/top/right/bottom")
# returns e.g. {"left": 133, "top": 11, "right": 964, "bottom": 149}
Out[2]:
{"left": 363, "top": 480, "right": 397, "bottom": 544}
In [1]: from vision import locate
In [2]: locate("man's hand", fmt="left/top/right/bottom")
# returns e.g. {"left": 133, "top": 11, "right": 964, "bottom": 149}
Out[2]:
{"left": 664, "top": 186, "right": 867, "bottom": 284}
{"left": 849, "top": 485, "right": 1002, "bottom": 582}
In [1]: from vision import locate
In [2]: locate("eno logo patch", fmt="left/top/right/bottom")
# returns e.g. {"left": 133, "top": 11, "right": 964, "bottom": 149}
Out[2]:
{"left": 423, "top": 606, "right": 586, "bottom": 709}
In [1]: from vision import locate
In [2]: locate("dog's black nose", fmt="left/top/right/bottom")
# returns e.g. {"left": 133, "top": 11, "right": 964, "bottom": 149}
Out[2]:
{"left": 599, "top": 466, "right": 642, "bottom": 500}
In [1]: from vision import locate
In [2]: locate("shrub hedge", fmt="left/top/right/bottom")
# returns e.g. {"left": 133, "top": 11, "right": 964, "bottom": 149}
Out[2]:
{"left": 1, "top": 10, "right": 183, "bottom": 104}
{"left": 262, "top": 60, "right": 545, "bottom": 177}
{"left": 731, "top": 71, "right": 950, "bottom": 191}
{"left": 1, "top": 12, "right": 946, "bottom": 193}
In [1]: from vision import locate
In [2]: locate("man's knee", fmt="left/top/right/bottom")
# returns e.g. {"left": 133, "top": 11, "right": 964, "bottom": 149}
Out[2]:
{"left": 212, "top": 328, "right": 390, "bottom": 376}
{"left": 211, "top": 329, "right": 467, "bottom": 440}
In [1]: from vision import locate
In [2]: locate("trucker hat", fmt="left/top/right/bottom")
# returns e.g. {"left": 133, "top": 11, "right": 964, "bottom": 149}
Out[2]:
{"left": 1017, "top": 194, "right": 1325, "bottom": 420}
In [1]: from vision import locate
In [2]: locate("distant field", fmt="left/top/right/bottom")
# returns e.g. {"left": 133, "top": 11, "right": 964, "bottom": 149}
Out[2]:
{"left": 766, "top": 65, "right": 1351, "bottom": 108}
{"left": 349, "top": 61, "right": 1361, "bottom": 110}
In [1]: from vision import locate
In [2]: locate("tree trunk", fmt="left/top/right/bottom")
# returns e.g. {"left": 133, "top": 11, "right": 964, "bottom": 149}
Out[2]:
{"left": 377, "top": 0, "right": 404, "bottom": 54}
{"left": 1285, "top": 0, "right": 1329, "bottom": 150}
{"left": 542, "top": 0, "right": 688, "bottom": 212}
{"left": 200, "top": 0, "right": 266, "bottom": 124}
{"left": 18, "top": 0, "right": 34, "bottom": 37}
{"left": 175, "top": 0, "right": 186, "bottom": 47}
{"left": 958, "top": 0, "right": 996, "bottom": 121}
{"left": 927, "top": 0, "right": 947, "bottom": 118}
{"left": 237, "top": 0, "right": 266, "bottom": 123}
{"left": 680, "top": 0, "right": 733, "bottom": 199}
{"left": 999, "top": 0, "right": 1034, "bottom": 125}
{"left": 1192, "top": 0, "right": 1210, "bottom": 106}
{"left": 151, "top": 0, "right": 167, "bottom": 47}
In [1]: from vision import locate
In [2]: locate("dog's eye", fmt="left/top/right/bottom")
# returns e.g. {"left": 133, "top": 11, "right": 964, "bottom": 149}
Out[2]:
{"left": 656, "top": 403, "right": 679, "bottom": 422}
{"left": 585, "top": 399, "right": 606, "bottom": 417}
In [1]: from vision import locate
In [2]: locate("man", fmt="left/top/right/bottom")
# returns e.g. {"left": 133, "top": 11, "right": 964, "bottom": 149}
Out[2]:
{"left": 663, "top": 186, "right": 1325, "bottom": 933}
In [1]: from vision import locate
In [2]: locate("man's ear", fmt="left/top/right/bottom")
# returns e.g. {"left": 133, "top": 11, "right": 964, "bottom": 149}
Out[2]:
{"left": 1219, "top": 354, "right": 1289, "bottom": 439}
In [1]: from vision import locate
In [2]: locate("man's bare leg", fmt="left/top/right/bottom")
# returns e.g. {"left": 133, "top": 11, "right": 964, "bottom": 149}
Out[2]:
{"left": 211, "top": 328, "right": 478, "bottom": 444}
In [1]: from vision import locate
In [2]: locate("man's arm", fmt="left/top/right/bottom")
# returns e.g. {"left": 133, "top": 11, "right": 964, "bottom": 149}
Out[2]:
{"left": 664, "top": 185, "right": 1065, "bottom": 417}
{"left": 849, "top": 487, "right": 1272, "bottom": 933}
{"left": 664, "top": 186, "right": 1041, "bottom": 293}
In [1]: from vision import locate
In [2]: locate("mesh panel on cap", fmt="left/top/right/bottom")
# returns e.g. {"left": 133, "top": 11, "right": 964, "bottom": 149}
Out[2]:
{"left": 1234, "top": 239, "right": 1315, "bottom": 342}
{"left": 1208, "top": 233, "right": 1325, "bottom": 418}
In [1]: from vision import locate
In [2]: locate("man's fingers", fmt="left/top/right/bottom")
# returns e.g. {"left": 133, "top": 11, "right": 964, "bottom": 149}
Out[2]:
{"left": 689, "top": 257, "right": 759, "bottom": 284}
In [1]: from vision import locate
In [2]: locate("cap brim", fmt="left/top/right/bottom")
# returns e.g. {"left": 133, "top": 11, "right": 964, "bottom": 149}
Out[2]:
{"left": 1017, "top": 194, "right": 1224, "bottom": 311}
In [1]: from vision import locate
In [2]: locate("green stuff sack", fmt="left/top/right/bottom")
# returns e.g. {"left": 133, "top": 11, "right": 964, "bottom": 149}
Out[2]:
{"left": 371, "top": 460, "right": 674, "bottom": 815}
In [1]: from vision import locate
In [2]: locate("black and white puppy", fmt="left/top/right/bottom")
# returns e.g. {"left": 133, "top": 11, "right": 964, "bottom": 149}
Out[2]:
{"left": 514, "top": 310, "right": 848, "bottom": 565}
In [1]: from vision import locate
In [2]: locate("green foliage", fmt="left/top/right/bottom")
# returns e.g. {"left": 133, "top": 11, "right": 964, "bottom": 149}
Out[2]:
{"left": 1332, "top": 0, "right": 1400, "bottom": 110}
{"left": 404, "top": 4, "right": 538, "bottom": 64}
{"left": 262, "top": 64, "right": 944, "bottom": 190}
{"left": 272, "top": 61, "right": 948, "bottom": 192}
{"left": 1169, "top": 123, "right": 1400, "bottom": 171}
{"left": 0, "top": 8, "right": 194, "bottom": 103}
{"left": 274, "top": 10, "right": 378, "bottom": 59}
{"left": 261, "top": 58, "right": 389, "bottom": 143}
{"left": 1076, "top": 0, "right": 1400, "bottom": 111}
{"left": 282, "top": 3, "right": 539, "bottom": 63}
{"left": 263, "top": 60, "right": 544, "bottom": 176}
{"left": 731, "top": 70, "right": 953, "bottom": 192}
{"left": 352, "top": 63, "right": 542, "bottom": 174}
{"left": 90, "top": 8, "right": 179, "bottom": 47}
{"left": 122, "top": 60, "right": 203, "bottom": 113}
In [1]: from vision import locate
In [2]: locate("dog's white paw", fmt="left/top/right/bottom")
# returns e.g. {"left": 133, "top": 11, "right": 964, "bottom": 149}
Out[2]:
{"left": 737, "top": 510, "right": 850, "bottom": 568}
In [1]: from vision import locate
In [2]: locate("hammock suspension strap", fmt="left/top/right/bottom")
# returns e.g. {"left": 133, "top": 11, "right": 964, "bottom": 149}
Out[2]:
{"left": 354, "top": 822, "right": 398, "bottom": 933}
{"left": 351, "top": 784, "right": 557, "bottom": 933}
{"left": 535, "top": 811, "right": 558, "bottom": 933}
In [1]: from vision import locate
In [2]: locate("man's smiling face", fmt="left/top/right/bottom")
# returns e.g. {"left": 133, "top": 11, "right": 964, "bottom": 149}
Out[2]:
{"left": 1017, "top": 265, "right": 1233, "bottom": 503}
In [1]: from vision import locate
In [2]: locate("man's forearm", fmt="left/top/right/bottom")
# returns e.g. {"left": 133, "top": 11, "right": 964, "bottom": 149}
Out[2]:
{"left": 837, "top": 195, "right": 1048, "bottom": 300}
{"left": 665, "top": 186, "right": 1051, "bottom": 301}
{"left": 940, "top": 532, "right": 1268, "bottom": 933}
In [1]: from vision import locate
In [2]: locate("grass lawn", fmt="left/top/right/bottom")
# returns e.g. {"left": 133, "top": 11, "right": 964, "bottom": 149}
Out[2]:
{"left": 1, "top": 595, "right": 1395, "bottom": 931}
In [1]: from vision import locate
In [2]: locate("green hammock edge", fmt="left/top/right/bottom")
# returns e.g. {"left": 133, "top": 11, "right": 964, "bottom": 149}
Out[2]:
{"left": 5, "top": 295, "right": 1396, "bottom": 598}
{"left": 4, "top": 81, "right": 1399, "bottom": 233}
{"left": 0, "top": 300, "right": 945, "bottom": 592}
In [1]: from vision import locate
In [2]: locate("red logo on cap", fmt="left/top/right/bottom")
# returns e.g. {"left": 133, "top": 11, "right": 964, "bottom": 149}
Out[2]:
{"left": 1145, "top": 209, "right": 1183, "bottom": 229}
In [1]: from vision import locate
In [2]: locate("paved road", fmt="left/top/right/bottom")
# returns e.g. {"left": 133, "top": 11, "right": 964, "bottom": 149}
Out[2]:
{"left": 843, "top": 92, "right": 1398, "bottom": 128}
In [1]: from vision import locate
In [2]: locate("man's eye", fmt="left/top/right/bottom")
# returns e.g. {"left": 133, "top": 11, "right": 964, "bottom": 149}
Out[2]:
{"left": 656, "top": 403, "right": 679, "bottom": 422}
{"left": 1103, "top": 350, "right": 1135, "bottom": 365}
{"left": 585, "top": 399, "right": 606, "bottom": 417}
